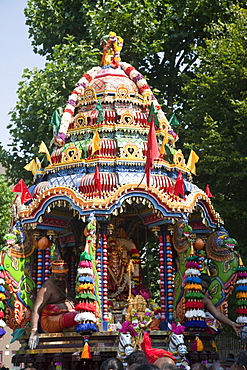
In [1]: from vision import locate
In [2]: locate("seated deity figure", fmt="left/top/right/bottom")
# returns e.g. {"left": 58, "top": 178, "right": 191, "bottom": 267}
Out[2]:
{"left": 28, "top": 260, "right": 77, "bottom": 349}
{"left": 107, "top": 224, "right": 141, "bottom": 302}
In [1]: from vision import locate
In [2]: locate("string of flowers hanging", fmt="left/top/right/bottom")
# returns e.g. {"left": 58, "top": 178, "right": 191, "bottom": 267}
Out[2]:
{"left": 184, "top": 243, "right": 206, "bottom": 330}
{"left": 0, "top": 262, "right": 6, "bottom": 338}
{"left": 74, "top": 214, "right": 99, "bottom": 359}
{"left": 235, "top": 255, "right": 247, "bottom": 326}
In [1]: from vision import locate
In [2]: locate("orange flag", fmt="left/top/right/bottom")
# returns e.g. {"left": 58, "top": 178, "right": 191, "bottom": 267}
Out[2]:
{"left": 145, "top": 117, "right": 160, "bottom": 188}
{"left": 11, "top": 179, "right": 32, "bottom": 204}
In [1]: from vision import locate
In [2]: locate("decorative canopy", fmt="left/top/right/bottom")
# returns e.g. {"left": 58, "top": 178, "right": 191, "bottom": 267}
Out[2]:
{"left": 19, "top": 32, "right": 222, "bottom": 229}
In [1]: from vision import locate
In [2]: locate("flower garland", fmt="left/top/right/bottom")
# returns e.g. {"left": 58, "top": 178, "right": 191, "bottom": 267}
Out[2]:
{"left": 74, "top": 250, "right": 98, "bottom": 335}
{"left": 119, "top": 62, "right": 171, "bottom": 129}
{"left": 74, "top": 216, "right": 99, "bottom": 359}
{"left": 183, "top": 244, "right": 206, "bottom": 330}
{"left": 120, "top": 307, "right": 153, "bottom": 338}
{"left": 108, "top": 273, "right": 129, "bottom": 299}
{"left": 55, "top": 362, "right": 62, "bottom": 370}
{"left": 235, "top": 256, "right": 247, "bottom": 325}
{"left": 0, "top": 265, "right": 6, "bottom": 338}
{"left": 55, "top": 66, "right": 101, "bottom": 146}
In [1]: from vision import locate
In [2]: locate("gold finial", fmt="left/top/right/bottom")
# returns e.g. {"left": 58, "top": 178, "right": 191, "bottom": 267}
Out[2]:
{"left": 190, "top": 242, "right": 195, "bottom": 256}
{"left": 238, "top": 255, "right": 244, "bottom": 267}
{"left": 100, "top": 32, "right": 124, "bottom": 67}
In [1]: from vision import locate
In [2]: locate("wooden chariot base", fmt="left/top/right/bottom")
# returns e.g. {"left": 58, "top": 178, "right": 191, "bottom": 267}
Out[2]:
{"left": 12, "top": 330, "right": 218, "bottom": 370}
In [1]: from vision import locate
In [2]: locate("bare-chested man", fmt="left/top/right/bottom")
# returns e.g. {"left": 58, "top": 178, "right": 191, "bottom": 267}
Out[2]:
{"left": 28, "top": 260, "right": 77, "bottom": 350}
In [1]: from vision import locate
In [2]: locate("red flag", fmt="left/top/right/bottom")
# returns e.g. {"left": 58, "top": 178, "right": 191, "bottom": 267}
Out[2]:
{"left": 174, "top": 171, "right": 185, "bottom": 198}
{"left": 145, "top": 117, "right": 160, "bottom": 188}
{"left": 11, "top": 179, "right": 33, "bottom": 204}
{"left": 205, "top": 184, "right": 214, "bottom": 198}
{"left": 93, "top": 165, "right": 101, "bottom": 193}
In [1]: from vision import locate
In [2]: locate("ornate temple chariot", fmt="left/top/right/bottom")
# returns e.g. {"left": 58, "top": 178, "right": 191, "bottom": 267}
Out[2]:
{"left": 1, "top": 33, "right": 246, "bottom": 370}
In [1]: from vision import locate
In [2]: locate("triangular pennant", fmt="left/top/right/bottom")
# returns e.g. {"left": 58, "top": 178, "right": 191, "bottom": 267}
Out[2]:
{"left": 36, "top": 157, "right": 42, "bottom": 169}
{"left": 145, "top": 117, "right": 160, "bottom": 188}
{"left": 205, "top": 184, "right": 214, "bottom": 198}
{"left": 174, "top": 171, "right": 185, "bottom": 198}
{"left": 187, "top": 150, "right": 199, "bottom": 175}
{"left": 39, "top": 141, "right": 52, "bottom": 164}
{"left": 147, "top": 102, "right": 160, "bottom": 127}
{"left": 93, "top": 165, "right": 101, "bottom": 192}
{"left": 160, "top": 130, "right": 168, "bottom": 156}
{"left": 91, "top": 131, "right": 101, "bottom": 155}
{"left": 169, "top": 113, "right": 180, "bottom": 126}
{"left": 50, "top": 108, "right": 62, "bottom": 135}
{"left": 24, "top": 159, "right": 38, "bottom": 176}
{"left": 95, "top": 99, "right": 104, "bottom": 124}
{"left": 11, "top": 179, "right": 32, "bottom": 204}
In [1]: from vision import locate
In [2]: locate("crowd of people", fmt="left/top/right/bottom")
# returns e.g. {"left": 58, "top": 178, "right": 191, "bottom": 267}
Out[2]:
{"left": 99, "top": 350, "right": 247, "bottom": 370}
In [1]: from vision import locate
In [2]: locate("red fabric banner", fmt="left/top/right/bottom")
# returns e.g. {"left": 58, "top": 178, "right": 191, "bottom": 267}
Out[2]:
{"left": 145, "top": 117, "right": 159, "bottom": 188}
{"left": 11, "top": 179, "right": 32, "bottom": 204}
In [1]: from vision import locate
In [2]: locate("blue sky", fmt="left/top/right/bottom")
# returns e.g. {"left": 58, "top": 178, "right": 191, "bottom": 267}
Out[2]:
{"left": 0, "top": 0, "right": 45, "bottom": 149}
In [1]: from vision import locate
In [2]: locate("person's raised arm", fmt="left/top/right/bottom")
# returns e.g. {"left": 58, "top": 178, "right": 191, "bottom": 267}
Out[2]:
{"left": 203, "top": 296, "right": 242, "bottom": 336}
{"left": 28, "top": 284, "right": 51, "bottom": 349}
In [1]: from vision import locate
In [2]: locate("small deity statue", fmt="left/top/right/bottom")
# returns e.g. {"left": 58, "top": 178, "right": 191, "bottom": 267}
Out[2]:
{"left": 107, "top": 244, "right": 130, "bottom": 301}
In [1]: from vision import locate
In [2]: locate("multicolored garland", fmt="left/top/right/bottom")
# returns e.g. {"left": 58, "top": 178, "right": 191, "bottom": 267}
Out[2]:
{"left": 74, "top": 216, "right": 99, "bottom": 359}
{"left": 159, "top": 235, "right": 166, "bottom": 323}
{"left": 0, "top": 265, "right": 6, "bottom": 338}
{"left": 235, "top": 256, "right": 247, "bottom": 325}
{"left": 119, "top": 62, "right": 171, "bottom": 131}
{"left": 184, "top": 244, "right": 206, "bottom": 330}
{"left": 55, "top": 66, "right": 101, "bottom": 145}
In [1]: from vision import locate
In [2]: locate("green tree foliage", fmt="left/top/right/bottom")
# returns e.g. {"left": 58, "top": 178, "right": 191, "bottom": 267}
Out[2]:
{"left": 1, "top": 37, "right": 100, "bottom": 183}
{"left": 140, "top": 235, "right": 160, "bottom": 303}
{"left": 24, "top": 0, "right": 242, "bottom": 108}
{"left": 2, "top": 0, "right": 243, "bottom": 183}
{"left": 181, "top": 7, "right": 247, "bottom": 249}
{"left": 0, "top": 0, "right": 246, "bottom": 250}
{"left": 0, "top": 175, "right": 14, "bottom": 245}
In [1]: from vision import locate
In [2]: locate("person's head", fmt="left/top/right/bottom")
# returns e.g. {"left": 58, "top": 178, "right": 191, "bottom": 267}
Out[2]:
{"left": 200, "top": 273, "right": 211, "bottom": 294}
{"left": 208, "top": 362, "right": 225, "bottom": 370}
{"left": 126, "top": 350, "right": 148, "bottom": 367}
{"left": 161, "top": 363, "right": 177, "bottom": 370}
{"left": 100, "top": 357, "right": 124, "bottom": 370}
{"left": 191, "top": 363, "right": 207, "bottom": 370}
{"left": 129, "top": 365, "right": 141, "bottom": 370}
{"left": 230, "top": 351, "right": 247, "bottom": 370}
{"left": 51, "top": 260, "right": 68, "bottom": 286}
{"left": 135, "top": 365, "right": 160, "bottom": 370}
{"left": 153, "top": 357, "right": 176, "bottom": 369}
